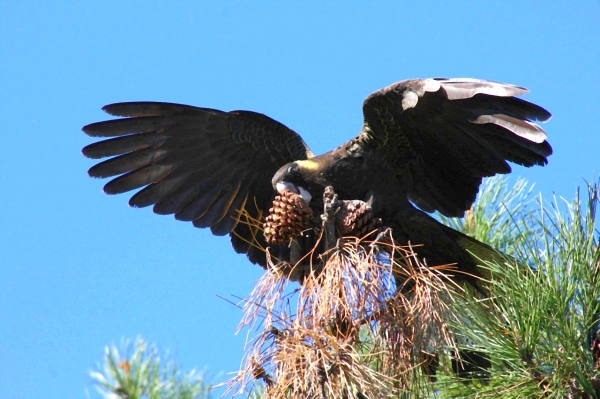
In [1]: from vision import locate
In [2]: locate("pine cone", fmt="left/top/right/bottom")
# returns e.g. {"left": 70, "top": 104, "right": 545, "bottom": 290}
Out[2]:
{"left": 336, "top": 200, "right": 382, "bottom": 237}
{"left": 263, "top": 191, "right": 314, "bottom": 245}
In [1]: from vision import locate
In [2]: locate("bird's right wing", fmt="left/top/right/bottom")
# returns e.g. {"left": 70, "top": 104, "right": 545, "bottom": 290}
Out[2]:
{"left": 82, "top": 102, "right": 314, "bottom": 265}
{"left": 358, "top": 78, "right": 552, "bottom": 217}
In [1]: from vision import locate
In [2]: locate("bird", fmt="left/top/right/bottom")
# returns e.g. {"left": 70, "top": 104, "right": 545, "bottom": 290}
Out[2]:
{"left": 82, "top": 78, "right": 552, "bottom": 286}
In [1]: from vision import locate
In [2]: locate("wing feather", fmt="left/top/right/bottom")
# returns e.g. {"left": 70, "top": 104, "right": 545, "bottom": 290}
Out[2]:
{"left": 210, "top": 190, "right": 249, "bottom": 236}
{"left": 88, "top": 148, "right": 167, "bottom": 178}
{"left": 82, "top": 102, "right": 313, "bottom": 266}
{"left": 193, "top": 180, "right": 243, "bottom": 229}
{"left": 82, "top": 133, "right": 167, "bottom": 158}
{"left": 360, "top": 78, "right": 552, "bottom": 217}
{"left": 129, "top": 175, "right": 187, "bottom": 209}
{"left": 83, "top": 116, "right": 174, "bottom": 137}
{"left": 103, "top": 165, "right": 175, "bottom": 195}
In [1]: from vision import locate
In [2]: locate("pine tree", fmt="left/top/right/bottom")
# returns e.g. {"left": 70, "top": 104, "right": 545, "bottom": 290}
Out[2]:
{"left": 91, "top": 177, "right": 600, "bottom": 398}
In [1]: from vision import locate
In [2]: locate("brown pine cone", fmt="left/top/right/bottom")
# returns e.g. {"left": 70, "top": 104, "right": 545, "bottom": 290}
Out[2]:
{"left": 263, "top": 191, "right": 314, "bottom": 244}
{"left": 336, "top": 200, "right": 382, "bottom": 237}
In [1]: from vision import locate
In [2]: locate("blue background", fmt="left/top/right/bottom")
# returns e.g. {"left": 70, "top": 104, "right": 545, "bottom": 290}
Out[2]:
{"left": 1, "top": 2, "right": 598, "bottom": 397}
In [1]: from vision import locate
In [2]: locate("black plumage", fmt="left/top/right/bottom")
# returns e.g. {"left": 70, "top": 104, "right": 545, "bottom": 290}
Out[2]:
{"left": 82, "top": 78, "right": 551, "bottom": 280}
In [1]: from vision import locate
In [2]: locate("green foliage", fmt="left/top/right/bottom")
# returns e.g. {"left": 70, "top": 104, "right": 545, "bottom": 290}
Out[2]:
{"left": 437, "top": 176, "right": 600, "bottom": 398}
{"left": 90, "top": 338, "right": 212, "bottom": 399}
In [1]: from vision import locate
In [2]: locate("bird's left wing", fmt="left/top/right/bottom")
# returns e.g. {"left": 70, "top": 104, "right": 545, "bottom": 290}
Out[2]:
{"left": 82, "top": 102, "right": 314, "bottom": 265}
{"left": 358, "top": 78, "right": 552, "bottom": 217}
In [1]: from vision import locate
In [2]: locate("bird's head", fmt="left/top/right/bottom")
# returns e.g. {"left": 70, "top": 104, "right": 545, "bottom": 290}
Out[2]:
{"left": 272, "top": 161, "right": 317, "bottom": 203}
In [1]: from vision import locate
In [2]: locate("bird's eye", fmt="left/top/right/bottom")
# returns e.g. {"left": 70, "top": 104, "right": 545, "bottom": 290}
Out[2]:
{"left": 287, "top": 165, "right": 297, "bottom": 174}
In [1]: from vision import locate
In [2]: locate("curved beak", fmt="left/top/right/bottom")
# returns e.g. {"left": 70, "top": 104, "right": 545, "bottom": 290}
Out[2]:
{"left": 276, "top": 182, "right": 312, "bottom": 203}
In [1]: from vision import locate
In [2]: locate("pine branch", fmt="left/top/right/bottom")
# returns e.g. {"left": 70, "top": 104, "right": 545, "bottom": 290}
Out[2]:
{"left": 437, "top": 177, "right": 600, "bottom": 398}
{"left": 90, "top": 337, "right": 212, "bottom": 399}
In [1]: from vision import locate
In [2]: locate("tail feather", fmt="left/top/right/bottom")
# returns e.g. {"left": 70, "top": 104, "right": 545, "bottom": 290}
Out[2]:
{"left": 444, "top": 225, "right": 509, "bottom": 281}
{"left": 389, "top": 208, "right": 511, "bottom": 292}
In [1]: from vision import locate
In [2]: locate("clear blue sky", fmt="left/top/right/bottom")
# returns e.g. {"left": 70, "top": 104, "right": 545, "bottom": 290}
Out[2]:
{"left": 1, "top": 2, "right": 598, "bottom": 398}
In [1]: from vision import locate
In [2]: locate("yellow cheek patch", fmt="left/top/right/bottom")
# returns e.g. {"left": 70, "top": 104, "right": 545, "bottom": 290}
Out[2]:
{"left": 296, "top": 159, "right": 320, "bottom": 172}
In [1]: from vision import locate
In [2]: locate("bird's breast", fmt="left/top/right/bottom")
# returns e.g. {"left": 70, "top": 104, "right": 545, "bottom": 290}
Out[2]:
{"left": 318, "top": 154, "right": 404, "bottom": 207}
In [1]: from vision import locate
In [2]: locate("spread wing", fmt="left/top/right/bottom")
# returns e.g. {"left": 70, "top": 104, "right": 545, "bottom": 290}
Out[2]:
{"left": 82, "top": 102, "right": 314, "bottom": 265}
{"left": 359, "top": 78, "right": 552, "bottom": 217}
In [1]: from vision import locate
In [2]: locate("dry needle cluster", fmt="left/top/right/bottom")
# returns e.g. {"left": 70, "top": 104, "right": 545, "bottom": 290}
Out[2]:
{"left": 229, "top": 219, "right": 460, "bottom": 398}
